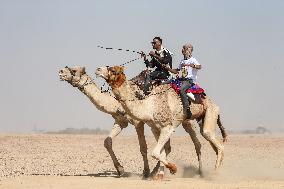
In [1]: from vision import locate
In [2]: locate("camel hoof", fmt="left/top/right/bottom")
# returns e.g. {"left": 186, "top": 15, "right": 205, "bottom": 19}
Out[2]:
{"left": 115, "top": 165, "right": 125, "bottom": 177}
{"left": 148, "top": 161, "right": 160, "bottom": 178}
{"left": 152, "top": 173, "right": 164, "bottom": 181}
{"left": 199, "top": 170, "right": 204, "bottom": 178}
{"left": 220, "top": 151, "right": 225, "bottom": 165}
{"left": 142, "top": 169, "right": 150, "bottom": 179}
{"left": 215, "top": 150, "right": 224, "bottom": 170}
{"left": 165, "top": 163, "right": 177, "bottom": 174}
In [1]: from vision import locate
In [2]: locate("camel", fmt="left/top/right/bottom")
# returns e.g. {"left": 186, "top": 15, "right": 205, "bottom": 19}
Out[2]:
{"left": 95, "top": 65, "right": 227, "bottom": 174}
{"left": 58, "top": 66, "right": 205, "bottom": 178}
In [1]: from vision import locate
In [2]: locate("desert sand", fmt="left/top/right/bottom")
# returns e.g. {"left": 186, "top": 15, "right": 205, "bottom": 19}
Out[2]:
{"left": 0, "top": 133, "right": 284, "bottom": 189}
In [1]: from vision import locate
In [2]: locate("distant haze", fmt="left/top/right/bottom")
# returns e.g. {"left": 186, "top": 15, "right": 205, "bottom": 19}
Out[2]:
{"left": 0, "top": 0, "right": 283, "bottom": 133}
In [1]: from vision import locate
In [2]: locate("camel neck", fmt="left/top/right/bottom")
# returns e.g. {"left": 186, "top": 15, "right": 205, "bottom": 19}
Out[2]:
{"left": 76, "top": 75, "right": 122, "bottom": 115}
{"left": 112, "top": 80, "right": 151, "bottom": 121}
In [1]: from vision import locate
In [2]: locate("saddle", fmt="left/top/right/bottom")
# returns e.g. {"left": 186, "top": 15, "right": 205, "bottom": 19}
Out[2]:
{"left": 130, "top": 70, "right": 205, "bottom": 103}
{"left": 169, "top": 78, "right": 206, "bottom": 104}
{"left": 130, "top": 69, "right": 166, "bottom": 91}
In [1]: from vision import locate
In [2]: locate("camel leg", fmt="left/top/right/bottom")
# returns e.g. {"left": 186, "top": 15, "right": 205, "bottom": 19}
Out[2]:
{"left": 149, "top": 141, "right": 171, "bottom": 180}
{"left": 151, "top": 126, "right": 177, "bottom": 174}
{"left": 150, "top": 128, "right": 166, "bottom": 179}
{"left": 198, "top": 118, "right": 218, "bottom": 154}
{"left": 150, "top": 128, "right": 171, "bottom": 180}
{"left": 201, "top": 106, "right": 224, "bottom": 169}
{"left": 134, "top": 122, "right": 150, "bottom": 179}
{"left": 163, "top": 139, "right": 171, "bottom": 170}
{"left": 182, "top": 120, "right": 203, "bottom": 176}
{"left": 217, "top": 114, "right": 228, "bottom": 142}
{"left": 198, "top": 117, "right": 225, "bottom": 167}
{"left": 104, "top": 118, "right": 128, "bottom": 176}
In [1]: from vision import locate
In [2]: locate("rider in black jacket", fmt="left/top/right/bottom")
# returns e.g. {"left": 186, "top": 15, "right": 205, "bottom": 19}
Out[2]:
{"left": 141, "top": 37, "right": 172, "bottom": 95}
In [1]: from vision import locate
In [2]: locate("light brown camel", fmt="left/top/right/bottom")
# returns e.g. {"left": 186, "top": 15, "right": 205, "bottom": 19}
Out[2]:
{"left": 58, "top": 66, "right": 206, "bottom": 178}
{"left": 95, "top": 66, "right": 227, "bottom": 174}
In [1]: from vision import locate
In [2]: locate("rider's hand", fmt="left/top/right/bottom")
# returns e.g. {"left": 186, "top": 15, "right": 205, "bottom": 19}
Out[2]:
{"left": 141, "top": 51, "right": 146, "bottom": 60}
{"left": 149, "top": 51, "right": 156, "bottom": 57}
{"left": 181, "top": 63, "right": 193, "bottom": 67}
{"left": 161, "top": 64, "right": 166, "bottom": 68}
{"left": 189, "top": 63, "right": 195, "bottom": 68}
{"left": 161, "top": 64, "right": 169, "bottom": 70}
{"left": 176, "top": 73, "right": 179, "bottom": 78}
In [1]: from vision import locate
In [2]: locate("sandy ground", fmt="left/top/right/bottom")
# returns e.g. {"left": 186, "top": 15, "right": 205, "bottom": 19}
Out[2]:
{"left": 0, "top": 133, "right": 284, "bottom": 189}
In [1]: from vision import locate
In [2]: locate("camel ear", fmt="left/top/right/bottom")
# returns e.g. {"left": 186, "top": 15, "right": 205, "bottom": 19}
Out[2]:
{"left": 71, "top": 66, "right": 86, "bottom": 76}
{"left": 81, "top": 67, "right": 86, "bottom": 74}
{"left": 108, "top": 67, "right": 115, "bottom": 73}
{"left": 77, "top": 67, "right": 86, "bottom": 75}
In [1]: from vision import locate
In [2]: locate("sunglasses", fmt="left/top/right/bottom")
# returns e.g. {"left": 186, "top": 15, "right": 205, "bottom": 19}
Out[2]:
{"left": 151, "top": 41, "right": 157, "bottom": 45}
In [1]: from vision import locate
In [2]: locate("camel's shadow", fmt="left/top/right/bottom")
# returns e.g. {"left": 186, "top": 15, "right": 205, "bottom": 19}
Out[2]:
{"left": 84, "top": 171, "right": 137, "bottom": 178}
{"left": 31, "top": 171, "right": 139, "bottom": 178}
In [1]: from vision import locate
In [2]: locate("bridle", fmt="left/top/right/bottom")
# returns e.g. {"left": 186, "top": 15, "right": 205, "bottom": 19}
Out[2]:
{"left": 65, "top": 66, "right": 93, "bottom": 90}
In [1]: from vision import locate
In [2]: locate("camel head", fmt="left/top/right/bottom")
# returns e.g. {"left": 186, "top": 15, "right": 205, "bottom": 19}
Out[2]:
{"left": 59, "top": 66, "right": 86, "bottom": 87}
{"left": 95, "top": 66, "right": 126, "bottom": 89}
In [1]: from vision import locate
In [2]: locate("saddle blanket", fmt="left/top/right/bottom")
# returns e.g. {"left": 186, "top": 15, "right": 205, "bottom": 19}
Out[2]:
{"left": 169, "top": 79, "right": 205, "bottom": 95}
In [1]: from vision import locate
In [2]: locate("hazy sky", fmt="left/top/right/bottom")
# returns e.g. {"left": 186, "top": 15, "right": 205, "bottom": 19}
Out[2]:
{"left": 0, "top": 0, "right": 283, "bottom": 133}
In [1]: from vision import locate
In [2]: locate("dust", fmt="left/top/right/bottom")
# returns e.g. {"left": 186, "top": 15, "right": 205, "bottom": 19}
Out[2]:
{"left": 177, "top": 160, "right": 284, "bottom": 182}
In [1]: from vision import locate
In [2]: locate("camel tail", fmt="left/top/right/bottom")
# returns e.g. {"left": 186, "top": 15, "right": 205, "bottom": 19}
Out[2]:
{"left": 217, "top": 114, "right": 228, "bottom": 142}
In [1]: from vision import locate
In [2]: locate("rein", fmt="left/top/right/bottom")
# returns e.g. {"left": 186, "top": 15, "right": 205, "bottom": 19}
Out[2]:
{"left": 97, "top": 45, "right": 150, "bottom": 67}
{"left": 97, "top": 45, "right": 163, "bottom": 100}
{"left": 101, "top": 81, "right": 174, "bottom": 102}
{"left": 97, "top": 45, "right": 143, "bottom": 55}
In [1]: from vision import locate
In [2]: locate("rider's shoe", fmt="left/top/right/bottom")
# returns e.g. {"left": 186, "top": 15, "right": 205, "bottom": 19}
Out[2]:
{"left": 187, "top": 92, "right": 195, "bottom": 101}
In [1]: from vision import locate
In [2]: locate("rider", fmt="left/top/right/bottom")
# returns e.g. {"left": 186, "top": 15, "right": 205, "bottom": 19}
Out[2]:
{"left": 141, "top": 37, "right": 173, "bottom": 95}
{"left": 162, "top": 43, "right": 201, "bottom": 119}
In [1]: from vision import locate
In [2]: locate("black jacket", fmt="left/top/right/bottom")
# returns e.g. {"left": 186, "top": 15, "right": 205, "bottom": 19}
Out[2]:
{"left": 144, "top": 49, "right": 172, "bottom": 76}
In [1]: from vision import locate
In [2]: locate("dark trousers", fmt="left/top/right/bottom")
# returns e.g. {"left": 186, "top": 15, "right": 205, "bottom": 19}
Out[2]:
{"left": 180, "top": 79, "right": 193, "bottom": 110}
{"left": 143, "top": 71, "right": 168, "bottom": 94}
{"left": 161, "top": 78, "right": 193, "bottom": 110}
{"left": 161, "top": 78, "right": 193, "bottom": 117}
